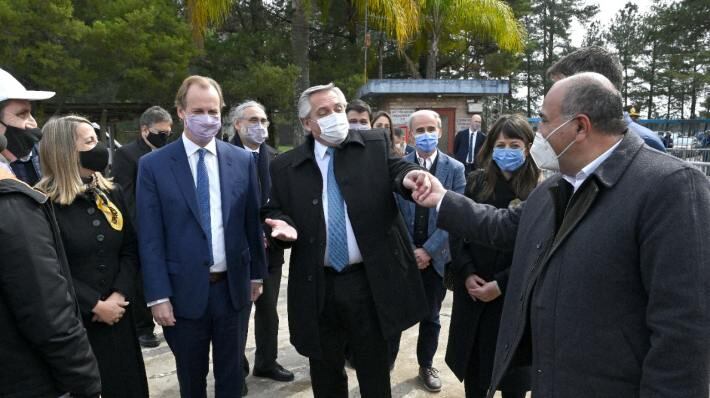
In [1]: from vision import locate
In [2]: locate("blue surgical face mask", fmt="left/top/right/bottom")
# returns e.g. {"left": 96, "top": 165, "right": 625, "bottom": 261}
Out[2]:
{"left": 415, "top": 132, "right": 438, "bottom": 153}
{"left": 492, "top": 147, "right": 526, "bottom": 172}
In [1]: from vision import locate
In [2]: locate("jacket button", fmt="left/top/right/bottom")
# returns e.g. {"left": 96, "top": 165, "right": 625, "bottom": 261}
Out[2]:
{"left": 96, "top": 234, "right": 105, "bottom": 242}
{"left": 504, "top": 343, "right": 510, "bottom": 350}
{"left": 312, "top": 198, "right": 319, "bottom": 205}
{"left": 536, "top": 369, "right": 543, "bottom": 375}
{"left": 87, "top": 207, "right": 96, "bottom": 215}
{"left": 536, "top": 242, "right": 541, "bottom": 249}
{"left": 92, "top": 219, "right": 101, "bottom": 227}
{"left": 97, "top": 264, "right": 107, "bottom": 271}
{"left": 307, "top": 275, "right": 313, "bottom": 282}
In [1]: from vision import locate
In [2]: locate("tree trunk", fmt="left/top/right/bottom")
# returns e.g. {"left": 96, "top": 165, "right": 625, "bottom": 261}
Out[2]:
{"left": 526, "top": 51, "right": 532, "bottom": 117}
{"left": 426, "top": 29, "right": 439, "bottom": 79}
{"left": 647, "top": 40, "right": 657, "bottom": 119}
{"left": 378, "top": 34, "right": 384, "bottom": 79}
{"left": 623, "top": 61, "right": 629, "bottom": 107}
{"left": 402, "top": 52, "right": 423, "bottom": 79}
{"left": 291, "top": 0, "right": 310, "bottom": 145}
{"left": 666, "top": 77, "right": 672, "bottom": 119}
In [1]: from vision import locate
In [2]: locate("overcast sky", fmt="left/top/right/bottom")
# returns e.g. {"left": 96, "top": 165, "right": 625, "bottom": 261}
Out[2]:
{"left": 570, "top": 0, "right": 655, "bottom": 46}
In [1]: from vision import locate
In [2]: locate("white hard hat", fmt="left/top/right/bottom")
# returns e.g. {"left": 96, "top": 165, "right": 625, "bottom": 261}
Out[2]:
{"left": 0, "top": 68, "right": 55, "bottom": 102}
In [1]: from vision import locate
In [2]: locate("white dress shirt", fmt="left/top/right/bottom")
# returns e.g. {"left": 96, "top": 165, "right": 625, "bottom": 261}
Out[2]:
{"left": 182, "top": 134, "right": 227, "bottom": 273}
{"left": 417, "top": 149, "right": 438, "bottom": 170}
{"left": 562, "top": 139, "right": 622, "bottom": 192}
{"left": 467, "top": 129, "right": 479, "bottom": 164}
{"left": 313, "top": 140, "right": 363, "bottom": 266}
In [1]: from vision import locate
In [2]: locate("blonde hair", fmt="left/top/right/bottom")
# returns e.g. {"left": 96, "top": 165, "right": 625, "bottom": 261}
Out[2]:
{"left": 175, "top": 75, "right": 225, "bottom": 110}
{"left": 36, "top": 115, "right": 113, "bottom": 205}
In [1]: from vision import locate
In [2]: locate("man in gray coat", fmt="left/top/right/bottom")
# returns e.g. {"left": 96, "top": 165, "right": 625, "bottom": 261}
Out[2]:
{"left": 409, "top": 72, "right": 710, "bottom": 397}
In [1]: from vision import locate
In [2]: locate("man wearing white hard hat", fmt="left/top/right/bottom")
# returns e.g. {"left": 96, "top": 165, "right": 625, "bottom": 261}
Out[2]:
{"left": 0, "top": 68, "right": 55, "bottom": 185}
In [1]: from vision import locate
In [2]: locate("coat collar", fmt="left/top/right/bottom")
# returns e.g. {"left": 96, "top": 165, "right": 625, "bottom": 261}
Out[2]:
{"left": 291, "top": 130, "right": 366, "bottom": 167}
{"left": 0, "top": 178, "right": 47, "bottom": 204}
{"left": 588, "top": 131, "right": 643, "bottom": 190}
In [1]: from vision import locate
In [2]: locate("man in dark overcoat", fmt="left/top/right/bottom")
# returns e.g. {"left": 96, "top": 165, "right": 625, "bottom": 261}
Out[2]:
{"left": 262, "top": 83, "right": 428, "bottom": 397}
{"left": 412, "top": 73, "right": 710, "bottom": 397}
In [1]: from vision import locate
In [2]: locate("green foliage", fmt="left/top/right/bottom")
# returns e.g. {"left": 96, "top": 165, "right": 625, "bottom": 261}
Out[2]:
{"left": 0, "top": 0, "right": 89, "bottom": 99}
{"left": 77, "top": 0, "right": 196, "bottom": 105}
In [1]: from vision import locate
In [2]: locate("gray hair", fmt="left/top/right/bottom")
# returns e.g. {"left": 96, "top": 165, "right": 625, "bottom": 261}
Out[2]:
{"left": 558, "top": 72, "right": 626, "bottom": 134}
{"left": 407, "top": 109, "right": 442, "bottom": 132}
{"left": 547, "top": 46, "right": 623, "bottom": 90}
{"left": 297, "top": 83, "right": 347, "bottom": 119}
{"left": 139, "top": 106, "right": 172, "bottom": 128}
{"left": 223, "top": 100, "right": 266, "bottom": 139}
{"left": 228, "top": 100, "right": 266, "bottom": 125}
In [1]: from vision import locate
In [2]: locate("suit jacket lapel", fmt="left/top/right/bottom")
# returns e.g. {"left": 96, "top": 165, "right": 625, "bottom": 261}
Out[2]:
{"left": 542, "top": 178, "right": 600, "bottom": 266}
{"left": 169, "top": 142, "right": 204, "bottom": 233}
{"left": 217, "top": 141, "right": 235, "bottom": 225}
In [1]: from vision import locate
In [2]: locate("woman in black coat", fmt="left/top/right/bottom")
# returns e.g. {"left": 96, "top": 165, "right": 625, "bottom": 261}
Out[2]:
{"left": 36, "top": 115, "right": 149, "bottom": 398}
{"left": 445, "top": 115, "right": 539, "bottom": 398}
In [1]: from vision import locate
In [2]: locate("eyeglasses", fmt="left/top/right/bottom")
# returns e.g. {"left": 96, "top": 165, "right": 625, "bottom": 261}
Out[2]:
{"left": 414, "top": 126, "right": 438, "bottom": 134}
{"left": 244, "top": 117, "right": 270, "bottom": 127}
{"left": 149, "top": 129, "right": 171, "bottom": 135}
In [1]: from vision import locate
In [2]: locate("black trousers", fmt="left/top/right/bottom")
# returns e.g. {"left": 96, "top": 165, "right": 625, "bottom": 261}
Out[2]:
{"left": 309, "top": 265, "right": 391, "bottom": 398}
{"left": 133, "top": 272, "right": 155, "bottom": 336}
{"left": 389, "top": 266, "right": 447, "bottom": 368}
{"left": 243, "top": 265, "right": 283, "bottom": 373}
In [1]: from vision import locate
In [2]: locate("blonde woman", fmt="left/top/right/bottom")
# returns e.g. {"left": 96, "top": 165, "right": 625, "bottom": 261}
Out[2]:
{"left": 36, "top": 115, "right": 148, "bottom": 398}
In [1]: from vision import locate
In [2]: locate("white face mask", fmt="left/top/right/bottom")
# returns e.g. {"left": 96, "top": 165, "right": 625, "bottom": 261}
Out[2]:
{"left": 349, "top": 122, "right": 369, "bottom": 130}
{"left": 530, "top": 117, "right": 576, "bottom": 171}
{"left": 243, "top": 123, "right": 267, "bottom": 145}
{"left": 316, "top": 112, "right": 349, "bottom": 145}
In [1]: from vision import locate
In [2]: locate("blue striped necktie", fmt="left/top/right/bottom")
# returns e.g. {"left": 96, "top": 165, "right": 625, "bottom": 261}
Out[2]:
{"left": 326, "top": 147, "right": 348, "bottom": 271}
{"left": 196, "top": 148, "right": 214, "bottom": 265}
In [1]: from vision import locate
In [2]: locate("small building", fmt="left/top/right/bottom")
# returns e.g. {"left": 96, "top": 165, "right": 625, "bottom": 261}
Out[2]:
{"left": 356, "top": 79, "right": 510, "bottom": 152}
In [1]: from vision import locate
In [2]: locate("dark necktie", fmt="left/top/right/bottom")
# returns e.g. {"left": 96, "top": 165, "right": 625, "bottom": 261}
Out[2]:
{"left": 196, "top": 148, "right": 214, "bottom": 265}
{"left": 252, "top": 151, "right": 262, "bottom": 199}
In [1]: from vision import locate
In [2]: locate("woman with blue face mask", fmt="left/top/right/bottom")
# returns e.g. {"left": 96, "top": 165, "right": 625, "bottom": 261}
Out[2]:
{"left": 445, "top": 114, "right": 539, "bottom": 398}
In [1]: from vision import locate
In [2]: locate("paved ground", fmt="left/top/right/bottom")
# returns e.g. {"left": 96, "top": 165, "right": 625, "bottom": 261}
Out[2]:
{"left": 143, "top": 251, "right": 522, "bottom": 397}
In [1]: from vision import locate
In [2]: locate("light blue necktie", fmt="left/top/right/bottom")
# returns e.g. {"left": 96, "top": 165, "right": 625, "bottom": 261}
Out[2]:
{"left": 196, "top": 148, "right": 214, "bottom": 265}
{"left": 326, "top": 147, "right": 349, "bottom": 271}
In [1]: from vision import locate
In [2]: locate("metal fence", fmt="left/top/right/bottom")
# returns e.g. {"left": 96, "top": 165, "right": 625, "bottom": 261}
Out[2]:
{"left": 668, "top": 148, "right": 710, "bottom": 177}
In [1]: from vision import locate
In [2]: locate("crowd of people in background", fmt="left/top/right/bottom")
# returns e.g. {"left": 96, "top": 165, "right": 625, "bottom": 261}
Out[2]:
{"left": 1, "top": 45, "right": 709, "bottom": 398}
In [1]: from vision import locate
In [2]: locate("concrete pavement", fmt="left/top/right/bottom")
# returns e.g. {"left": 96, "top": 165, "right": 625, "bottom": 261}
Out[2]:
{"left": 142, "top": 252, "right": 519, "bottom": 397}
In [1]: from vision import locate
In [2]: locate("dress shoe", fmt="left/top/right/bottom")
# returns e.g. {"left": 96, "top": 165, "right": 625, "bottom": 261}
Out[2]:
{"left": 138, "top": 332, "right": 160, "bottom": 348}
{"left": 419, "top": 366, "right": 442, "bottom": 392}
{"left": 252, "top": 363, "right": 295, "bottom": 382}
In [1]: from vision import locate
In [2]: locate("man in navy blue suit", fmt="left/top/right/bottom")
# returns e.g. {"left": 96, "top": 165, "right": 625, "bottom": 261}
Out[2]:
{"left": 137, "top": 75, "right": 267, "bottom": 398}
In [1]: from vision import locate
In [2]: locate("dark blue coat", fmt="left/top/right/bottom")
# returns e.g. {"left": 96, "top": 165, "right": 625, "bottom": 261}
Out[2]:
{"left": 136, "top": 138, "right": 267, "bottom": 319}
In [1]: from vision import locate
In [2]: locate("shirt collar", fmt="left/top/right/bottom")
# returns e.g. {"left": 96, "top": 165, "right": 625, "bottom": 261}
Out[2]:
{"left": 469, "top": 128, "right": 478, "bottom": 135}
{"left": 182, "top": 133, "right": 217, "bottom": 157}
{"left": 313, "top": 139, "right": 330, "bottom": 160}
{"left": 563, "top": 139, "right": 622, "bottom": 190}
{"left": 417, "top": 149, "right": 438, "bottom": 165}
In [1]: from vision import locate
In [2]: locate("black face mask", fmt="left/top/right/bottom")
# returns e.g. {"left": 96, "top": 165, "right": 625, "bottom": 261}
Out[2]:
{"left": 79, "top": 141, "right": 109, "bottom": 172}
{"left": 0, "top": 134, "right": 7, "bottom": 153}
{"left": 146, "top": 132, "right": 169, "bottom": 148}
{"left": 0, "top": 121, "right": 40, "bottom": 158}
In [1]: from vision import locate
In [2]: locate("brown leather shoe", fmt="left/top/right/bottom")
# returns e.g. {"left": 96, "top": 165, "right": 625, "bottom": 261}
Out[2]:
{"left": 418, "top": 366, "right": 442, "bottom": 392}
